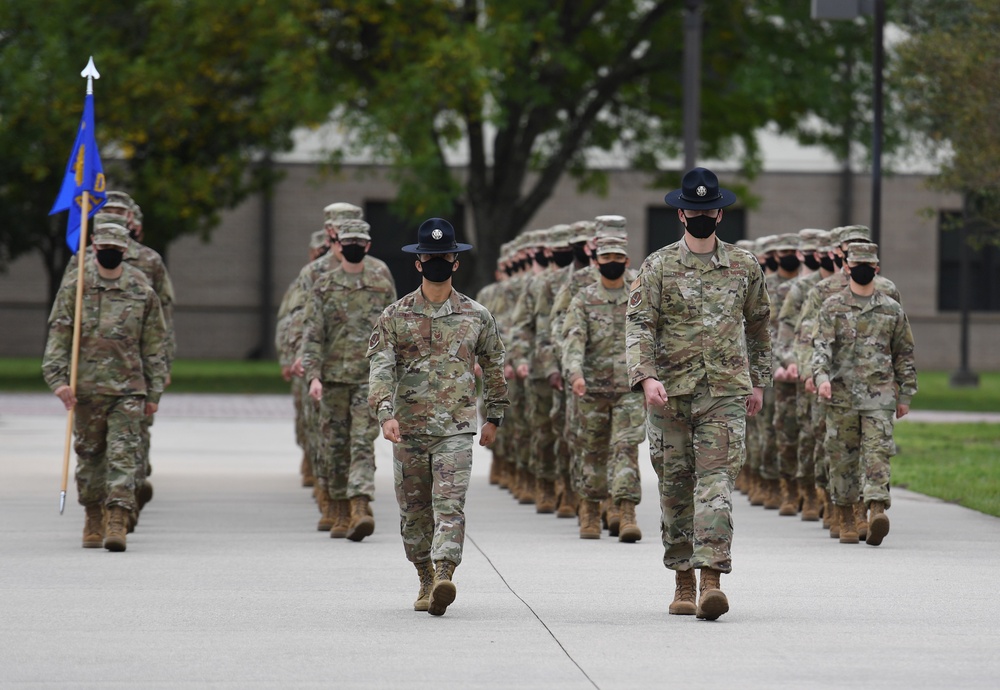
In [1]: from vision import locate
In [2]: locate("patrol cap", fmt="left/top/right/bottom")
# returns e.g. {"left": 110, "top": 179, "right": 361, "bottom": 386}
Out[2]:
{"left": 847, "top": 242, "right": 879, "bottom": 264}
{"left": 336, "top": 218, "right": 371, "bottom": 241}
{"left": 772, "top": 233, "right": 800, "bottom": 252}
{"left": 93, "top": 212, "right": 129, "bottom": 229}
{"left": 324, "top": 202, "right": 363, "bottom": 226}
{"left": 758, "top": 235, "right": 780, "bottom": 254}
{"left": 797, "top": 229, "right": 827, "bottom": 252}
{"left": 92, "top": 222, "right": 130, "bottom": 249}
{"left": 132, "top": 202, "right": 143, "bottom": 224}
{"left": 103, "top": 190, "right": 134, "bottom": 213}
{"left": 310, "top": 230, "right": 328, "bottom": 250}
{"left": 832, "top": 224, "right": 870, "bottom": 246}
{"left": 595, "top": 235, "right": 629, "bottom": 256}
{"left": 547, "top": 224, "right": 573, "bottom": 249}
{"left": 735, "top": 239, "right": 755, "bottom": 253}
{"left": 594, "top": 215, "right": 627, "bottom": 239}
{"left": 521, "top": 229, "right": 546, "bottom": 250}
{"left": 569, "top": 220, "right": 596, "bottom": 244}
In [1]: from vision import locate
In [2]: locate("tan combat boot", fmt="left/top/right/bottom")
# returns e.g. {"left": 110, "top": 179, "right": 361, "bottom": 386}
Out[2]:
{"left": 317, "top": 492, "right": 335, "bottom": 532}
{"left": 346, "top": 496, "right": 375, "bottom": 542}
{"left": 518, "top": 469, "right": 536, "bottom": 505}
{"left": 749, "top": 474, "right": 765, "bottom": 506}
{"left": 536, "top": 478, "right": 556, "bottom": 514}
{"left": 301, "top": 451, "right": 315, "bottom": 488}
{"left": 488, "top": 458, "right": 500, "bottom": 485}
{"left": 617, "top": 500, "right": 642, "bottom": 543}
{"left": 778, "top": 478, "right": 798, "bottom": 516}
{"left": 413, "top": 561, "right": 434, "bottom": 611}
{"left": 838, "top": 504, "right": 859, "bottom": 544}
{"left": 854, "top": 502, "right": 869, "bottom": 542}
{"left": 428, "top": 560, "right": 457, "bottom": 616}
{"left": 824, "top": 492, "right": 836, "bottom": 531}
{"left": 668, "top": 569, "right": 697, "bottom": 615}
{"left": 104, "top": 505, "right": 128, "bottom": 552}
{"left": 763, "top": 479, "right": 782, "bottom": 510}
{"left": 329, "top": 499, "right": 351, "bottom": 538}
{"left": 82, "top": 504, "right": 105, "bottom": 548}
{"left": 606, "top": 501, "right": 621, "bottom": 537}
{"left": 867, "top": 501, "right": 890, "bottom": 546}
{"left": 579, "top": 500, "right": 601, "bottom": 539}
{"left": 800, "top": 481, "right": 820, "bottom": 522}
{"left": 555, "top": 479, "right": 576, "bottom": 519}
{"left": 696, "top": 569, "right": 729, "bottom": 620}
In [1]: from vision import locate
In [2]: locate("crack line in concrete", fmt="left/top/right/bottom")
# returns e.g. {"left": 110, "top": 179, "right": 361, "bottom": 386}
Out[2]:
{"left": 468, "top": 534, "right": 600, "bottom": 690}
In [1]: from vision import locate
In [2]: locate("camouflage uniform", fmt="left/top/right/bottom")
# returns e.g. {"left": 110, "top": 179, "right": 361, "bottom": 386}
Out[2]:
{"left": 43, "top": 255, "right": 168, "bottom": 513}
{"left": 626, "top": 239, "right": 770, "bottom": 573}
{"left": 368, "top": 288, "right": 509, "bottom": 566}
{"left": 302, "top": 261, "right": 396, "bottom": 502}
{"left": 493, "top": 272, "right": 531, "bottom": 486}
{"left": 812, "top": 285, "right": 916, "bottom": 508}
{"left": 563, "top": 281, "right": 644, "bottom": 504}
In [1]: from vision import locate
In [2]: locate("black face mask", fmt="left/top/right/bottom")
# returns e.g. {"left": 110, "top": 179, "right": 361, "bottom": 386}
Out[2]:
{"left": 96, "top": 248, "right": 124, "bottom": 270}
{"left": 834, "top": 255, "right": 844, "bottom": 269}
{"left": 551, "top": 249, "right": 574, "bottom": 268}
{"left": 129, "top": 229, "right": 140, "bottom": 241}
{"left": 849, "top": 264, "right": 877, "bottom": 286}
{"left": 778, "top": 254, "right": 801, "bottom": 272}
{"left": 420, "top": 257, "right": 456, "bottom": 283}
{"left": 803, "top": 254, "right": 821, "bottom": 271}
{"left": 340, "top": 244, "right": 366, "bottom": 264}
{"left": 819, "top": 255, "right": 835, "bottom": 272}
{"left": 503, "top": 266, "right": 514, "bottom": 277}
{"left": 572, "top": 243, "right": 589, "bottom": 265}
{"left": 765, "top": 256, "right": 779, "bottom": 272}
{"left": 759, "top": 262, "right": 766, "bottom": 275}
{"left": 534, "top": 250, "right": 549, "bottom": 268}
{"left": 683, "top": 215, "right": 718, "bottom": 239}
{"left": 598, "top": 261, "right": 627, "bottom": 281}
{"left": 315, "top": 245, "right": 330, "bottom": 258}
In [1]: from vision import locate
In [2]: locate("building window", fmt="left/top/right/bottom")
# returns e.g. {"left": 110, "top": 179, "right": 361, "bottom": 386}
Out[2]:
{"left": 646, "top": 206, "right": 745, "bottom": 256}
{"left": 937, "top": 211, "right": 1000, "bottom": 312}
{"left": 363, "top": 201, "right": 467, "bottom": 297}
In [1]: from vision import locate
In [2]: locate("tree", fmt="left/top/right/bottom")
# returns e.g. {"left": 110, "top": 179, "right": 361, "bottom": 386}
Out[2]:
{"left": 0, "top": 0, "right": 328, "bottom": 302}
{"left": 894, "top": 0, "right": 1000, "bottom": 242}
{"left": 312, "top": 0, "right": 905, "bottom": 289}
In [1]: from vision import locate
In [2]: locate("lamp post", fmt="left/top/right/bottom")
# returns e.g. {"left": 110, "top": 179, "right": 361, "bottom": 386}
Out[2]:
{"left": 811, "top": 0, "right": 883, "bottom": 247}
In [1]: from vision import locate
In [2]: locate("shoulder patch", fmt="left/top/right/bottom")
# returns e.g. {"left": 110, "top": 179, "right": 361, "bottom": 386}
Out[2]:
{"left": 629, "top": 290, "right": 642, "bottom": 308}
{"left": 369, "top": 331, "right": 380, "bottom": 349}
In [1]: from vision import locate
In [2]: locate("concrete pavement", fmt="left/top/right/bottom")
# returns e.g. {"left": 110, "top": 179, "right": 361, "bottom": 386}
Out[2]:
{"left": 1, "top": 393, "right": 999, "bottom": 689}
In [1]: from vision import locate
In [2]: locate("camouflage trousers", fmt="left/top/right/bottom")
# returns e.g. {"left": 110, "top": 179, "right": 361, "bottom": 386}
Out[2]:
{"left": 757, "top": 386, "right": 778, "bottom": 480}
{"left": 574, "top": 391, "right": 645, "bottom": 504}
{"left": 824, "top": 407, "right": 894, "bottom": 507}
{"left": 773, "top": 381, "right": 799, "bottom": 480}
{"left": 550, "top": 386, "right": 571, "bottom": 486}
{"left": 73, "top": 394, "right": 142, "bottom": 512}
{"left": 303, "top": 385, "right": 323, "bottom": 481}
{"left": 795, "top": 382, "right": 817, "bottom": 482}
{"left": 135, "top": 412, "right": 154, "bottom": 487}
{"left": 813, "top": 396, "right": 830, "bottom": 490}
{"left": 526, "top": 378, "right": 557, "bottom": 480}
{"left": 393, "top": 433, "right": 473, "bottom": 566}
{"left": 504, "top": 376, "right": 531, "bottom": 471}
{"left": 564, "top": 388, "right": 585, "bottom": 489}
{"left": 319, "top": 382, "right": 378, "bottom": 501}
{"left": 648, "top": 379, "right": 747, "bottom": 573}
{"left": 292, "top": 376, "right": 307, "bottom": 450}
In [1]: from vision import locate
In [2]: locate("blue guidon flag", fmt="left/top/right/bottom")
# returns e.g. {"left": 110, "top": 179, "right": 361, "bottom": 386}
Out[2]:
{"left": 49, "top": 92, "right": 107, "bottom": 253}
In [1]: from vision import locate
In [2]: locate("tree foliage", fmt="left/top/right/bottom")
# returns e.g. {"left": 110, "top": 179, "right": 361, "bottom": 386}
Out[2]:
{"left": 0, "top": 0, "right": 328, "bottom": 299}
{"left": 894, "top": 0, "right": 1000, "bottom": 240}
{"left": 313, "top": 0, "right": 905, "bottom": 286}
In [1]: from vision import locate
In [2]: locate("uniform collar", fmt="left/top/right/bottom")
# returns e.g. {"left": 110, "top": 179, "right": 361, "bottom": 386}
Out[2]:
{"left": 678, "top": 237, "right": 731, "bottom": 270}
{"left": 413, "top": 286, "right": 459, "bottom": 316}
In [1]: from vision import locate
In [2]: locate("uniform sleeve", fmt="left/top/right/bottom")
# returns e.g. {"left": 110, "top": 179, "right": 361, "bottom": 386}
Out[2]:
{"left": 274, "top": 283, "right": 296, "bottom": 366}
{"left": 534, "top": 280, "right": 559, "bottom": 378}
{"left": 158, "top": 266, "right": 177, "bottom": 367}
{"left": 41, "top": 284, "right": 76, "bottom": 392}
{"left": 366, "top": 311, "right": 397, "bottom": 424}
{"left": 509, "top": 282, "right": 535, "bottom": 370}
{"left": 284, "top": 272, "right": 312, "bottom": 361}
{"left": 625, "top": 258, "right": 662, "bottom": 390}
{"left": 795, "top": 287, "right": 823, "bottom": 380}
{"left": 141, "top": 292, "right": 169, "bottom": 404}
{"left": 776, "top": 282, "right": 802, "bottom": 367}
{"left": 300, "top": 284, "right": 324, "bottom": 385}
{"left": 743, "top": 262, "right": 772, "bottom": 387}
{"left": 561, "top": 294, "right": 587, "bottom": 385}
{"left": 892, "top": 311, "right": 918, "bottom": 406}
{"left": 476, "top": 312, "right": 510, "bottom": 420}
{"left": 811, "top": 307, "right": 836, "bottom": 388}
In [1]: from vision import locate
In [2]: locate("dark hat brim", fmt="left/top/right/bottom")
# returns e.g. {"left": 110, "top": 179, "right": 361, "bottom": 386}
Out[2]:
{"left": 401, "top": 242, "right": 473, "bottom": 254}
{"left": 664, "top": 187, "right": 738, "bottom": 210}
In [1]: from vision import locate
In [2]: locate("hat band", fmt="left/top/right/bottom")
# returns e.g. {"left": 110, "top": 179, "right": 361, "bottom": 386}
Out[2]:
{"left": 679, "top": 190, "right": 722, "bottom": 203}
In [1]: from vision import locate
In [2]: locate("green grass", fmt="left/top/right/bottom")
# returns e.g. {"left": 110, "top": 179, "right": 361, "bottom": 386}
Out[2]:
{"left": 909, "top": 371, "right": 1000, "bottom": 412}
{"left": 0, "top": 357, "right": 291, "bottom": 394}
{"left": 892, "top": 422, "right": 1000, "bottom": 517}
